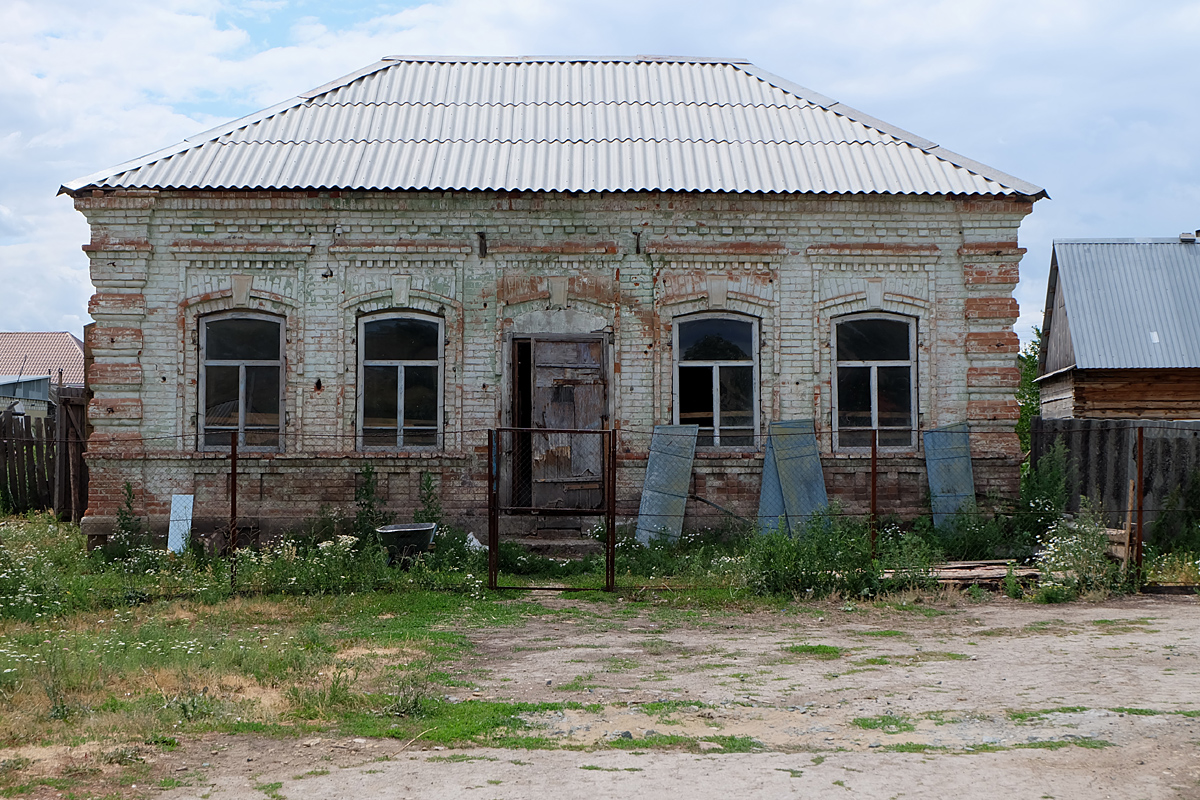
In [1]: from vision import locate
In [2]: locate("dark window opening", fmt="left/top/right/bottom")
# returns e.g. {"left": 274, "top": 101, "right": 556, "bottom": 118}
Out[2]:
{"left": 201, "top": 314, "right": 283, "bottom": 451}
{"left": 676, "top": 317, "right": 757, "bottom": 447}
{"left": 834, "top": 315, "right": 916, "bottom": 450}
{"left": 360, "top": 315, "right": 442, "bottom": 449}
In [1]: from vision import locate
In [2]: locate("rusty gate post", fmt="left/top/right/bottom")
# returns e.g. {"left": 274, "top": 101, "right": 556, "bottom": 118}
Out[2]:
{"left": 229, "top": 432, "right": 238, "bottom": 557}
{"left": 605, "top": 429, "right": 617, "bottom": 593}
{"left": 869, "top": 429, "right": 878, "bottom": 557}
{"left": 488, "top": 429, "right": 499, "bottom": 590}
{"left": 1136, "top": 425, "right": 1145, "bottom": 576}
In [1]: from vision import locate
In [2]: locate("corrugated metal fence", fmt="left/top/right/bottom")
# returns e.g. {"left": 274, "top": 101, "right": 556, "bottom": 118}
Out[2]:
{"left": 1031, "top": 417, "right": 1200, "bottom": 538}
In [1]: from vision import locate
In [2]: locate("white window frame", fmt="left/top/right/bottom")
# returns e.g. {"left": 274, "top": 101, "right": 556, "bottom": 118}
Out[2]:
{"left": 832, "top": 312, "right": 918, "bottom": 452}
{"left": 672, "top": 312, "right": 760, "bottom": 448}
{"left": 199, "top": 311, "right": 286, "bottom": 453}
{"left": 357, "top": 312, "right": 445, "bottom": 451}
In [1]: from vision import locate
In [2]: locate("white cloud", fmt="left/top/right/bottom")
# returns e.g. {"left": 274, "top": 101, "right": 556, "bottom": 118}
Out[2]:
{"left": 2, "top": 0, "right": 1198, "bottom": 342}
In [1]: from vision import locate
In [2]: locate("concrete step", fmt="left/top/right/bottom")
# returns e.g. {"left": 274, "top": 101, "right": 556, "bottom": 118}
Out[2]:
{"left": 518, "top": 536, "right": 604, "bottom": 558}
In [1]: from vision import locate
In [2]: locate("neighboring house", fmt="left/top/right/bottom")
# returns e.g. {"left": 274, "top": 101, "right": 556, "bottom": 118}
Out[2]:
{"left": 61, "top": 56, "right": 1042, "bottom": 538}
{"left": 0, "top": 332, "right": 86, "bottom": 420}
{"left": 1038, "top": 235, "right": 1200, "bottom": 418}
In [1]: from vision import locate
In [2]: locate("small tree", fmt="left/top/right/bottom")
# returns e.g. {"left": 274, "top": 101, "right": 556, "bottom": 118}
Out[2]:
{"left": 114, "top": 481, "right": 143, "bottom": 542}
{"left": 354, "top": 464, "right": 393, "bottom": 539}
{"left": 1015, "top": 327, "right": 1042, "bottom": 453}
{"left": 413, "top": 472, "right": 442, "bottom": 526}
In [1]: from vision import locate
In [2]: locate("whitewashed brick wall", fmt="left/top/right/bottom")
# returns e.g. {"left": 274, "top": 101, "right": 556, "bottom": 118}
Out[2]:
{"left": 75, "top": 189, "right": 1031, "bottom": 537}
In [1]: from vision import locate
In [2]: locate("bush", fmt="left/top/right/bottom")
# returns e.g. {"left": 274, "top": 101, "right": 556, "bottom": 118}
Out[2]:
{"left": 739, "top": 510, "right": 877, "bottom": 598}
{"left": 1034, "top": 502, "right": 1128, "bottom": 600}
{"left": 615, "top": 521, "right": 753, "bottom": 582}
{"left": 1150, "top": 469, "right": 1200, "bottom": 554}
{"left": 875, "top": 523, "right": 941, "bottom": 592}
{"left": 1014, "top": 439, "right": 1070, "bottom": 550}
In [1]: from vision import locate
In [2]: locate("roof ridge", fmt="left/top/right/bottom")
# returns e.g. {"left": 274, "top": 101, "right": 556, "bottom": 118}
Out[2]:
{"left": 378, "top": 55, "right": 750, "bottom": 64}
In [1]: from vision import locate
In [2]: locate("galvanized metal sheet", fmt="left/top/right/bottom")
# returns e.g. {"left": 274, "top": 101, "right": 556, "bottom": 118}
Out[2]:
{"left": 168, "top": 494, "right": 193, "bottom": 554}
{"left": 923, "top": 422, "right": 975, "bottom": 529}
{"left": 635, "top": 424, "right": 698, "bottom": 544}
{"left": 757, "top": 420, "right": 827, "bottom": 534}
{"left": 64, "top": 58, "right": 1042, "bottom": 198}
{"left": 1053, "top": 240, "right": 1200, "bottom": 369}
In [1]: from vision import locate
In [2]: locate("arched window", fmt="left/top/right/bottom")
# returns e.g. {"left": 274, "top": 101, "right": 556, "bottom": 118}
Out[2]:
{"left": 673, "top": 315, "right": 758, "bottom": 447}
{"left": 833, "top": 314, "right": 917, "bottom": 450}
{"left": 358, "top": 314, "right": 443, "bottom": 449}
{"left": 200, "top": 313, "right": 284, "bottom": 451}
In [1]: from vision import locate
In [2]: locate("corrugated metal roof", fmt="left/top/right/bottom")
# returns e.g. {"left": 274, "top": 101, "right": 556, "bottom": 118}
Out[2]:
{"left": 62, "top": 56, "right": 1044, "bottom": 197}
{"left": 1052, "top": 240, "right": 1200, "bottom": 369}
{"left": 0, "top": 332, "right": 85, "bottom": 386}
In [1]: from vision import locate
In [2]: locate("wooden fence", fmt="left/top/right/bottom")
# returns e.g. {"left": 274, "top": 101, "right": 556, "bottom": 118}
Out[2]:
{"left": 0, "top": 388, "right": 88, "bottom": 521}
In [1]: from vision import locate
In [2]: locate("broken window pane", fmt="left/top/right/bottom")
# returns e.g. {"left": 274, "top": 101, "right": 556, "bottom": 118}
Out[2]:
{"left": 675, "top": 317, "right": 758, "bottom": 447}
{"left": 364, "top": 317, "right": 439, "bottom": 361}
{"left": 679, "top": 318, "right": 753, "bottom": 361}
{"left": 678, "top": 365, "right": 714, "bottom": 427}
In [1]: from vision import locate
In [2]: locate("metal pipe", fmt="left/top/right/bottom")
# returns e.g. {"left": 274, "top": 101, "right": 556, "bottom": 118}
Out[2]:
{"left": 1136, "top": 425, "right": 1144, "bottom": 575}
{"left": 229, "top": 431, "right": 238, "bottom": 556}
{"left": 870, "top": 429, "right": 878, "bottom": 557}
{"left": 488, "top": 429, "right": 499, "bottom": 590}
{"left": 606, "top": 429, "right": 617, "bottom": 593}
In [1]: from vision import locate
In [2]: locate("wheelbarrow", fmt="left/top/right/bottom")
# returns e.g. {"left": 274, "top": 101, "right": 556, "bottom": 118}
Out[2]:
{"left": 375, "top": 523, "right": 437, "bottom": 566}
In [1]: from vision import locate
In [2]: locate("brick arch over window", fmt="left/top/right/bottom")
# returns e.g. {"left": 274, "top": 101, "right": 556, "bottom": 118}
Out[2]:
{"left": 356, "top": 311, "right": 445, "bottom": 450}
{"left": 832, "top": 312, "right": 918, "bottom": 451}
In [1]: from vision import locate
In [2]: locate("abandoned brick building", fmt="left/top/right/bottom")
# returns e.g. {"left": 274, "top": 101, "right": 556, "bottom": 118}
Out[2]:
{"left": 61, "top": 56, "right": 1043, "bottom": 539}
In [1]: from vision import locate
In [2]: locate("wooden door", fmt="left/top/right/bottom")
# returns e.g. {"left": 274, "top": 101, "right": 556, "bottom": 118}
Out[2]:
{"left": 529, "top": 336, "right": 607, "bottom": 509}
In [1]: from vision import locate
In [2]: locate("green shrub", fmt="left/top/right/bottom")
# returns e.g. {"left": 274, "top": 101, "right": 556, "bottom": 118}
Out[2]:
{"left": 875, "top": 523, "right": 941, "bottom": 592}
{"left": 1150, "top": 469, "right": 1200, "bottom": 553}
{"left": 740, "top": 509, "right": 877, "bottom": 598}
{"left": 413, "top": 472, "right": 443, "bottom": 526}
{"left": 1034, "top": 502, "right": 1128, "bottom": 599}
{"left": 353, "top": 464, "right": 394, "bottom": 541}
{"left": 1014, "top": 439, "right": 1070, "bottom": 550}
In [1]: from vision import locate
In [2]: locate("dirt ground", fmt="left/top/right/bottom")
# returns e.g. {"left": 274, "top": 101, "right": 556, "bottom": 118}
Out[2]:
{"left": 18, "top": 592, "right": 1200, "bottom": 799}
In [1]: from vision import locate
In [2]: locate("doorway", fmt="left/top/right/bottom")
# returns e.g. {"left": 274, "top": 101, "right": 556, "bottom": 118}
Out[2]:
{"left": 509, "top": 335, "right": 608, "bottom": 509}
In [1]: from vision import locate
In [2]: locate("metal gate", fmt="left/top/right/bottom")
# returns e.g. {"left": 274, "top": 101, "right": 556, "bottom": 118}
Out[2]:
{"left": 487, "top": 427, "right": 617, "bottom": 591}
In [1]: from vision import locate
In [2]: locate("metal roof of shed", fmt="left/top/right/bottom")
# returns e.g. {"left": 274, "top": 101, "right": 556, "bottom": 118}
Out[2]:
{"left": 63, "top": 56, "right": 1043, "bottom": 197}
{"left": 1049, "top": 239, "right": 1200, "bottom": 370}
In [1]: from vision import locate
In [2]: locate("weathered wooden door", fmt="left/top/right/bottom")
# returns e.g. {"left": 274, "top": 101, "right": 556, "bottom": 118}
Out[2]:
{"left": 528, "top": 336, "right": 607, "bottom": 509}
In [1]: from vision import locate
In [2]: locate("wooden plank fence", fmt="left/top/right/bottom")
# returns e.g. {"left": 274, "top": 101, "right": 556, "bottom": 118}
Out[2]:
{"left": 1, "top": 388, "right": 88, "bottom": 521}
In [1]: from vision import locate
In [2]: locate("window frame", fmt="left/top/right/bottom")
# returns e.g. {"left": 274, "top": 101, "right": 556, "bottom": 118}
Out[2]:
{"left": 671, "top": 312, "right": 760, "bottom": 448}
{"left": 356, "top": 312, "right": 445, "bottom": 451}
{"left": 831, "top": 312, "right": 918, "bottom": 452}
{"left": 198, "top": 311, "right": 286, "bottom": 453}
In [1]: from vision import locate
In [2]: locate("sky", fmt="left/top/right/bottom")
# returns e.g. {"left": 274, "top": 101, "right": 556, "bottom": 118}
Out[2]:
{"left": 1, "top": 0, "right": 1198, "bottom": 343}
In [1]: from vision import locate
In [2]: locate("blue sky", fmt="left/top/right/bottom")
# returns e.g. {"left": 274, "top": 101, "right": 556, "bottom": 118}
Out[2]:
{"left": 2, "top": 0, "right": 1198, "bottom": 341}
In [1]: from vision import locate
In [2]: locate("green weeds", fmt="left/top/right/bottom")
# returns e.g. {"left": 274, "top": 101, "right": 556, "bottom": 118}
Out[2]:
{"left": 851, "top": 714, "right": 915, "bottom": 734}
{"left": 783, "top": 644, "right": 844, "bottom": 660}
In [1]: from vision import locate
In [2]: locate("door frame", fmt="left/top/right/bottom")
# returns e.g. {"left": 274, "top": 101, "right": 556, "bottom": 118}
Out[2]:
{"left": 501, "top": 331, "right": 613, "bottom": 508}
